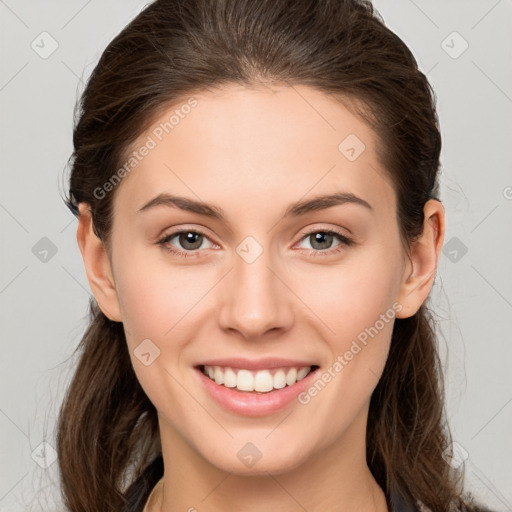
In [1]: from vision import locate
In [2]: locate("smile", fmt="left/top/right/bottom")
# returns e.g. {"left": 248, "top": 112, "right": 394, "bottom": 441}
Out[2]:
{"left": 194, "top": 362, "right": 321, "bottom": 416}
{"left": 200, "top": 364, "right": 317, "bottom": 393}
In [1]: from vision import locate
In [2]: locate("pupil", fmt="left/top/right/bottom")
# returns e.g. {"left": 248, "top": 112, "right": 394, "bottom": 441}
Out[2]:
{"left": 181, "top": 232, "right": 202, "bottom": 250}
{"left": 312, "top": 232, "right": 332, "bottom": 250}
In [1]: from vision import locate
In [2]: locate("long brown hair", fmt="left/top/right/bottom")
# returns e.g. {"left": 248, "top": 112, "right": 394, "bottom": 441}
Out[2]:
{"left": 59, "top": 1, "right": 488, "bottom": 510}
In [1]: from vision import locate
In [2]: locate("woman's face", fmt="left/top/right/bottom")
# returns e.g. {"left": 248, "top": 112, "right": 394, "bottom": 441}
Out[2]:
{"left": 95, "top": 84, "right": 426, "bottom": 474}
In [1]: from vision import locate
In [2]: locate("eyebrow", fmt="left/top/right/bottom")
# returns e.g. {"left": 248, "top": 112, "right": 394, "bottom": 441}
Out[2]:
{"left": 137, "top": 191, "right": 373, "bottom": 219}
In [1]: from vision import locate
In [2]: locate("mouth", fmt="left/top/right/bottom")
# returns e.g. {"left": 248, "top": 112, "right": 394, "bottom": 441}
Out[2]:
{"left": 196, "top": 364, "right": 320, "bottom": 394}
{"left": 193, "top": 357, "right": 322, "bottom": 416}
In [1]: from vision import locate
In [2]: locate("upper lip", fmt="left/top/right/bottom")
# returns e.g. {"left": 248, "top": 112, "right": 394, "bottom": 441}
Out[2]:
{"left": 195, "top": 357, "right": 318, "bottom": 371}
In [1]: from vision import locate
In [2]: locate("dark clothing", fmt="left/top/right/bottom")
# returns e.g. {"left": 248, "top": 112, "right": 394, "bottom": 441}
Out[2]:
{"left": 124, "top": 454, "right": 164, "bottom": 512}
{"left": 124, "top": 454, "right": 422, "bottom": 511}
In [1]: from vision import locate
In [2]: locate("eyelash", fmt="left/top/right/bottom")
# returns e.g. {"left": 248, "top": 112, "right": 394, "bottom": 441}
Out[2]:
{"left": 157, "top": 228, "right": 354, "bottom": 259}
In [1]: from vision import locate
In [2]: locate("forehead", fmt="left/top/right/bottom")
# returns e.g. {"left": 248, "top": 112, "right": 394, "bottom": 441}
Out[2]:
{"left": 112, "top": 84, "right": 395, "bottom": 220}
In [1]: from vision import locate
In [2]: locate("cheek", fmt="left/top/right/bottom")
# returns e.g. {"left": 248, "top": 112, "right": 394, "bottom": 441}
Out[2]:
{"left": 113, "top": 246, "right": 190, "bottom": 334}
{"left": 331, "top": 270, "right": 398, "bottom": 343}
{"left": 295, "top": 248, "right": 402, "bottom": 342}
{"left": 291, "top": 247, "right": 401, "bottom": 400}
{"left": 294, "top": 260, "right": 400, "bottom": 435}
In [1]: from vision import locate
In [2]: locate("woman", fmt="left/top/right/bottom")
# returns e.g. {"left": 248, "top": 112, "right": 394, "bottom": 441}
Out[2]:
{"left": 58, "top": 0, "right": 492, "bottom": 510}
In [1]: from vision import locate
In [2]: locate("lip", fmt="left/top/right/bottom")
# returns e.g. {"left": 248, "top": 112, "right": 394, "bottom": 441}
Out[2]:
{"left": 196, "top": 357, "right": 317, "bottom": 371}
{"left": 194, "top": 364, "right": 320, "bottom": 417}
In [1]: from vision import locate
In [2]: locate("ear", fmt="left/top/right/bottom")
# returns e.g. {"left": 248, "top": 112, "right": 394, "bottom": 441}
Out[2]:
{"left": 396, "top": 199, "right": 445, "bottom": 319}
{"left": 76, "top": 203, "right": 122, "bottom": 322}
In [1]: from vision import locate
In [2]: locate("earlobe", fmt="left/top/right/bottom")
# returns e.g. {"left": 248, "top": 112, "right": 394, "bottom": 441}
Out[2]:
{"left": 76, "top": 203, "right": 122, "bottom": 322}
{"left": 396, "top": 199, "right": 445, "bottom": 319}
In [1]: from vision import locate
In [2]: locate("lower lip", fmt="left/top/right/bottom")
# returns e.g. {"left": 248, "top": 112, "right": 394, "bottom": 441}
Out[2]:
{"left": 194, "top": 366, "right": 319, "bottom": 416}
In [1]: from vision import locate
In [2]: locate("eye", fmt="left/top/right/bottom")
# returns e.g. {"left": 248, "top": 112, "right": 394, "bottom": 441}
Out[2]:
{"left": 296, "top": 228, "right": 354, "bottom": 256}
{"left": 157, "top": 229, "right": 216, "bottom": 258}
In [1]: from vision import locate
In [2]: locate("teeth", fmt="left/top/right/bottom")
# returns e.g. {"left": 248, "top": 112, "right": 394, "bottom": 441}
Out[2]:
{"left": 297, "top": 367, "right": 310, "bottom": 380}
{"left": 202, "top": 365, "right": 313, "bottom": 393}
{"left": 214, "top": 366, "right": 224, "bottom": 385}
{"left": 223, "top": 368, "right": 237, "bottom": 388}
{"left": 285, "top": 367, "right": 297, "bottom": 386}
{"left": 254, "top": 370, "right": 274, "bottom": 392}
{"left": 237, "top": 369, "right": 254, "bottom": 391}
{"left": 273, "top": 369, "right": 286, "bottom": 389}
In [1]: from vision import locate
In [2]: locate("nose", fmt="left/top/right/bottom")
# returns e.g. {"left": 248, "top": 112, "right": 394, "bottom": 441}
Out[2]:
{"left": 216, "top": 241, "right": 294, "bottom": 341}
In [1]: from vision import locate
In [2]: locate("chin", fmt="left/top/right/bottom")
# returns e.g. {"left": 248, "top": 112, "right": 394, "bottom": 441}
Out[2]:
{"left": 200, "top": 441, "right": 311, "bottom": 476}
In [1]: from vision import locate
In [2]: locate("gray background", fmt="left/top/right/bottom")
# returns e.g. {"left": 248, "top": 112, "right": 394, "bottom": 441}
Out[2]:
{"left": 1, "top": 0, "right": 511, "bottom": 510}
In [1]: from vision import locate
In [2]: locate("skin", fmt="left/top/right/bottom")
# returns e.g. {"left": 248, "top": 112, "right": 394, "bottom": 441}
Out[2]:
{"left": 76, "top": 83, "right": 445, "bottom": 512}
